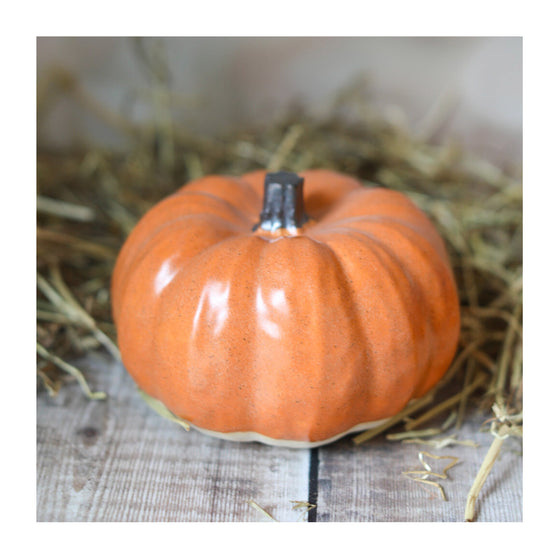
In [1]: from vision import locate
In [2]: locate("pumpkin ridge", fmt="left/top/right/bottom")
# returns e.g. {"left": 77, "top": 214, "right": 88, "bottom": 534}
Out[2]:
{"left": 112, "top": 193, "right": 253, "bottom": 298}
{"left": 244, "top": 241, "right": 267, "bottom": 432}
{"left": 324, "top": 230, "right": 425, "bottom": 402}
{"left": 123, "top": 213, "right": 247, "bottom": 271}
{"left": 242, "top": 235, "right": 371, "bottom": 440}
{"left": 328, "top": 222, "right": 459, "bottom": 396}
{"left": 320, "top": 214, "right": 449, "bottom": 264}
{"left": 116, "top": 232, "right": 258, "bottom": 399}
{"left": 151, "top": 235, "right": 267, "bottom": 431}
{"left": 299, "top": 169, "right": 363, "bottom": 218}
{"left": 113, "top": 216, "right": 245, "bottom": 320}
{"left": 306, "top": 188, "right": 367, "bottom": 224}
{"left": 313, "top": 187, "right": 417, "bottom": 226}
{"left": 330, "top": 227, "right": 435, "bottom": 397}
{"left": 308, "top": 239, "right": 373, "bottom": 429}
{"left": 294, "top": 237, "right": 372, "bottom": 439}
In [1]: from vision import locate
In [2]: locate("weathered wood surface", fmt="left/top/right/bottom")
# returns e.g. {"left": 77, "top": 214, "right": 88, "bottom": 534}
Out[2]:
{"left": 37, "top": 353, "right": 522, "bottom": 522}
{"left": 316, "top": 418, "right": 522, "bottom": 522}
{"left": 37, "top": 354, "right": 310, "bottom": 522}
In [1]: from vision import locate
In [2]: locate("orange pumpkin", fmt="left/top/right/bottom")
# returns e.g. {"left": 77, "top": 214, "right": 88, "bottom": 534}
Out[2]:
{"left": 112, "top": 169, "right": 460, "bottom": 447}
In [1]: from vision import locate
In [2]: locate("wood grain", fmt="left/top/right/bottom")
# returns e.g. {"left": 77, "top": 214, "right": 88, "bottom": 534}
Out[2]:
{"left": 37, "top": 353, "right": 522, "bottom": 522}
{"left": 37, "top": 354, "right": 310, "bottom": 522}
{"left": 315, "top": 414, "right": 522, "bottom": 522}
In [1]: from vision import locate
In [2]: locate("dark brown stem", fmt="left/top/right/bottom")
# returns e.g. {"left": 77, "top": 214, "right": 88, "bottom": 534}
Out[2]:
{"left": 256, "top": 171, "right": 308, "bottom": 232}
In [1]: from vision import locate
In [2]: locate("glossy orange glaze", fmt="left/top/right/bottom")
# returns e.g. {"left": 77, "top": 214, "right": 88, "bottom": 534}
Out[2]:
{"left": 112, "top": 169, "right": 460, "bottom": 444}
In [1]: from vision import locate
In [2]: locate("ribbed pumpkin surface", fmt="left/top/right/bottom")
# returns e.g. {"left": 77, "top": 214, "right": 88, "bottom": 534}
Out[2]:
{"left": 112, "top": 169, "right": 460, "bottom": 445}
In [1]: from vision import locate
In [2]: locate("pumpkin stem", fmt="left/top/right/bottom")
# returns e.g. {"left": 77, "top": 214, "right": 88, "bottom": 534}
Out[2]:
{"left": 256, "top": 171, "right": 308, "bottom": 233}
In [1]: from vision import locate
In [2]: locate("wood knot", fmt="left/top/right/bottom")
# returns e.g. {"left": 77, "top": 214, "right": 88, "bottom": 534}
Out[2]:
{"left": 76, "top": 426, "right": 99, "bottom": 444}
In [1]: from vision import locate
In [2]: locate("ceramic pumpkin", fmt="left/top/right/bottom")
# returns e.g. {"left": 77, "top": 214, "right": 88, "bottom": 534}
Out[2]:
{"left": 112, "top": 169, "right": 460, "bottom": 447}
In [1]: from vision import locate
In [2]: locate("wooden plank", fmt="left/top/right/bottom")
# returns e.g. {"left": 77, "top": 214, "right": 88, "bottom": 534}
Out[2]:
{"left": 37, "top": 353, "right": 311, "bottom": 522}
{"left": 38, "top": 353, "right": 522, "bottom": 522}
{"left": 315, "top": 412, "right": 522, "bottom": 522}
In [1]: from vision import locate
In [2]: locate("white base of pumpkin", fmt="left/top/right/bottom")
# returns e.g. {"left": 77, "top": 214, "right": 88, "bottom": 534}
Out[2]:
{"left": 190, "top": 418, "right": 389, "bottom": 448}
{"left": 138, "top": 387, "right": 393, "bottom": 448}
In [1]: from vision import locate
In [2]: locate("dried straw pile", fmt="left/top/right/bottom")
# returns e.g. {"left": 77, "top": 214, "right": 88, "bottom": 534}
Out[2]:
{"left": 37, "top": 64, "right": 521, "bottom": 521}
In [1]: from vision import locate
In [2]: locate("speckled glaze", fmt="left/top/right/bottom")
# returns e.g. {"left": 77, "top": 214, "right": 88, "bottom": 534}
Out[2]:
{"left": 112, "top": 169, "right": 460, "bottom": 446}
